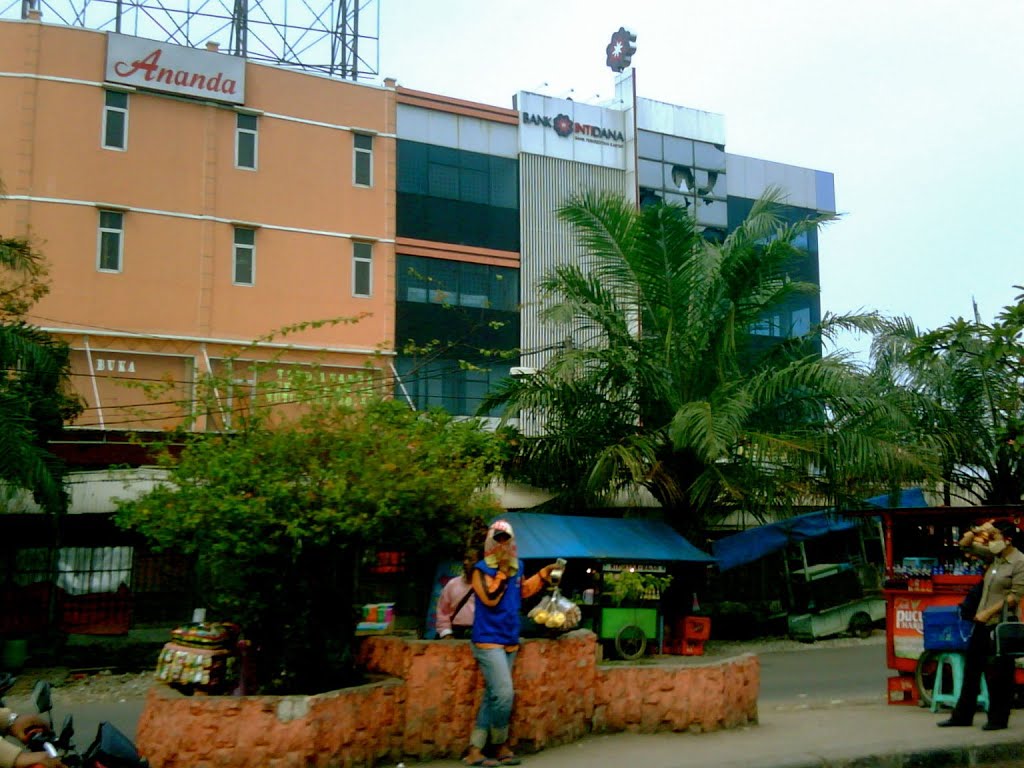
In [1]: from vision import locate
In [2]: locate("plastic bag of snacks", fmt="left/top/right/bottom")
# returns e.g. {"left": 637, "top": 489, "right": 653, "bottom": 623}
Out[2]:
{"left": 528, "top": 586, "right": 582, "bottom": 631}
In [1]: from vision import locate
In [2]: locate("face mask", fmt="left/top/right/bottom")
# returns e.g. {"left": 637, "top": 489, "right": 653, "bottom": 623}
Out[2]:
{"left": 989, "top": 539, "right": 1008, "bottom": 555}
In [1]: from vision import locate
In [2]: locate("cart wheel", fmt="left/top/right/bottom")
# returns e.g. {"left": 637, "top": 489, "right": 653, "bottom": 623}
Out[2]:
{"left": 915, "top": 650, "right": 939, "bottom": 708}
{"left": 848, "top": 612, "right": 873, "bottom": 639}
{"left": 614, "top": 624, "right": 647, "bottom": 660}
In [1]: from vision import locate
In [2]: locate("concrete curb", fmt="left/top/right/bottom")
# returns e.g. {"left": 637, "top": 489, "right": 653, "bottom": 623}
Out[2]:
{"left": 773, "top": 741, "right": 1024, "bottom": 768}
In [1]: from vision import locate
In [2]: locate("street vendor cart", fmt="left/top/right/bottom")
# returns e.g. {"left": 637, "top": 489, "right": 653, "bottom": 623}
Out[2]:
{"left": 712, "top": 507, "right": 887, "bottom": 641}
{"left": 497, "top": 512, "right": 716, "bottom": 660}
{"left": 855, "top": 505, "right": 1024, "bottom": 705}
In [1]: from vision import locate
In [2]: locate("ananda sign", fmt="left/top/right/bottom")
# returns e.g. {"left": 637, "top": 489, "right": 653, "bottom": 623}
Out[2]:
{"left": 521, "top": 111, "right": 625, "bottom": 145}
{"left": 105, "top": 33, "right": 245, "bottom": 104}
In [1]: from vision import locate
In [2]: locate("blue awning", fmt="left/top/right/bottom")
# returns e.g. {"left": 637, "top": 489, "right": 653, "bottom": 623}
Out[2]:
{"left": 493, "top": 512, "right": 715, "bottom": 564}
{"left": 711, "top": 487, "right": 928, "bottom": 572}
{"left": 712, "top": 510, "right": 857, "bottom": 573}
{"left": 863, "top": 488, "right": 929, "bottom": 508}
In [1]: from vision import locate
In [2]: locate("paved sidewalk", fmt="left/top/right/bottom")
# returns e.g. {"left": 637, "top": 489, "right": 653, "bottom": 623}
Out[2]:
{"left": 424, "top": 703, "right": 1024, "bottom": 768}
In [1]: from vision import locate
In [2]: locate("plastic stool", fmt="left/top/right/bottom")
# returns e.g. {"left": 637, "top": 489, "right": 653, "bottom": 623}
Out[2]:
{"left": 930, "top": 652, "right": 989, "bottom": 713}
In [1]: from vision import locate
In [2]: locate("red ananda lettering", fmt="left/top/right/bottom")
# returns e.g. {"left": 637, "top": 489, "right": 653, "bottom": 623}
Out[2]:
{"left": 113, "top": 49, "right": 238, "bottom": 95}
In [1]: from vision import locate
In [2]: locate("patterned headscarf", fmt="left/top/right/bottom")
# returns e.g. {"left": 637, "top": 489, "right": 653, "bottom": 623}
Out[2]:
{"left": 484, "top": 520, "right": 518, "bottom": 574}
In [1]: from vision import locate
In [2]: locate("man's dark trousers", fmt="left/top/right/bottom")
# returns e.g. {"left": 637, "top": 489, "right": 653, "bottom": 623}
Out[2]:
{"left": 952, "top": 622, "right": 1014, "bottom": 726}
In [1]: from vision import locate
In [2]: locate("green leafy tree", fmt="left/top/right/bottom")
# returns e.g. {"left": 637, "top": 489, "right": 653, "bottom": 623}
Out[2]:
{"left": 869, "top": 288, "right": 1024, "bottom": 505}
{"left": 0, "top": 200, "right": 81, "bottom": 514}
{"left": 116, "top": 392, "right": 504, "bottom": 694}
{"left": 484, "top": 190, "right": 936, "bottom": 534}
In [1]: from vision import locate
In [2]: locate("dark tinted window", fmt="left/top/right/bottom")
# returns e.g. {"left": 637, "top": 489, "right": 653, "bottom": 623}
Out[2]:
{"left": 397, "top": 255, "right": 518, "bottom": 311}
{"left": 393, "top": 357, "right": 514, "bottom": 417}
{"left": 397, "top": 141, "right": 519, "bottom": 251}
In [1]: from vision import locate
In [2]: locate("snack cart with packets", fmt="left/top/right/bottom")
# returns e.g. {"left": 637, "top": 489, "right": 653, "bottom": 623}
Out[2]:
{"left": 852, "top": 505, "right": 1024, "bottom": 706}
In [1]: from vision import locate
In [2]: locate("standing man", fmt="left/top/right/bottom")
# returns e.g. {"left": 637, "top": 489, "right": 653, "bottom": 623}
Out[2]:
{"left": 938, "top": 520, "right": 1024, "bottom": 731}
{"left": 436, "top": 551, "right": 478, "bottom": 639}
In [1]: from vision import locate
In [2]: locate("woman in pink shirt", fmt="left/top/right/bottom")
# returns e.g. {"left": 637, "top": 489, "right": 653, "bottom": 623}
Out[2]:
{"left": 436, "top": 551, "right": 478, "bottom": 639}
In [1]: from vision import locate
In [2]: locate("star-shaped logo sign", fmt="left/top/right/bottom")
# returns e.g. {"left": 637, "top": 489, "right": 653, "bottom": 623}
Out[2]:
{"left": 605, "top": 27, "right": 637, "bottom": 72}
{"left": 553, "top": 114, "right": 574, "bottom": 137}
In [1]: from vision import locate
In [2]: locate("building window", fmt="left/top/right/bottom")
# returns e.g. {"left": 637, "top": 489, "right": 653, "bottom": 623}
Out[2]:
{"left": 97, "top": 210, "right": 124, "bottom": 272}
{"left": 102, "top": 90, "right": 128, "bottom": 150}
{"left": 393, "top": 357, "right": 514, "bottom": 417}
{"left": 236, "top": 113, "right": 258, "bottom": 170}
{"left": 353, "top": 133, "right": 373, "bottom": 186}
{"left": 397, "top": 255, "right": 518, "bottom": 311}
{"left": 396, "top": 141, "right": 519, "bottom": 251}
{"left": 352, "top": 241, "right": 372, "bottom": 297}
{"left": 233, "top": 228, "right": 255, "bottom": 285}
{"left": 750, "top": 313, "right": 783, "bottom": 337}
{"left": 791, "top": 307, "right": 812, "bottom": 337}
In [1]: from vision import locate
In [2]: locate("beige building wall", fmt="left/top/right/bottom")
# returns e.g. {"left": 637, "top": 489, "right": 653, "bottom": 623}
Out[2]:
{"left": 0, "top": 18, "right": 397, "bottom": 431}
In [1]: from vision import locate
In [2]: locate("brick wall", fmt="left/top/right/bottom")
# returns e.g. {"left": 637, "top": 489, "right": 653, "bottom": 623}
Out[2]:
{"left": 136, "top": 630, "right": 759, "bottom": 767}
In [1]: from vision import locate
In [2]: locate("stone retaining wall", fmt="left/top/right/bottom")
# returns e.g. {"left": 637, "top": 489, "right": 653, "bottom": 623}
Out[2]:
{"left": 136, "top": 630, "right": 758, "bottom": 767}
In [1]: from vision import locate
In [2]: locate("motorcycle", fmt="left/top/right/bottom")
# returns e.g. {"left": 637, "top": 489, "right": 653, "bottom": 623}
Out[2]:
{"left": 0, "top": 672, "right": 147, "bottom": 767}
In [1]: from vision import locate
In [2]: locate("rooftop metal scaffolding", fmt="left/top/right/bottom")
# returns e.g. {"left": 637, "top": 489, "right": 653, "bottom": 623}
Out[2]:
{"left": 3, "top": 0, "right": 380, "bottom": 81}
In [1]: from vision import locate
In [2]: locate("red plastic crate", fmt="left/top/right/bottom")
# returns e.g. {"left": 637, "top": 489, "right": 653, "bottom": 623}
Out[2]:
{"left": 680, "top": 639, "right": 705, "bottom": 656}
{"left": 887, "top": 675, "right": 918, "bottom": 705}
{"left": 682, "top": 616, "right": 711, "bottom": 641}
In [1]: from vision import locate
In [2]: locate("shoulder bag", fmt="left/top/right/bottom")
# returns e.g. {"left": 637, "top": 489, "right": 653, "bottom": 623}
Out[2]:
{"left": 993, "top": 602, "right": 1024, "bottom": 657}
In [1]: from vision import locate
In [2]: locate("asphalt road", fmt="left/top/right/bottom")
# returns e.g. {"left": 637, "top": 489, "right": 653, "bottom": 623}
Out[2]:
{"left": 4, "top": 694, "right": 147, "bottom": 746}
{"left": 756, "top": 638, "right": 890, "bottom": 706}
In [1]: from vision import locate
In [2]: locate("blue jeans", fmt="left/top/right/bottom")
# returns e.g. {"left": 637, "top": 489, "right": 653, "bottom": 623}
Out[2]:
{"left": 471, "top": 644, "right": 517, "bottom": 749}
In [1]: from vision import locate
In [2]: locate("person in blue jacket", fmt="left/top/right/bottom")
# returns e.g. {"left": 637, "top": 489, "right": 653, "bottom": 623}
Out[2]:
{"left": 462, "top": 520, "right": 559, "bottom": 767}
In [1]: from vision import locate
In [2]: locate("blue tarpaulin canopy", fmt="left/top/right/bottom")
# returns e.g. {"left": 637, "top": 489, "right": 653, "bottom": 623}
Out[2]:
{"left": 712, "top": 510, "right": 857, "bottom": 573}
{"left": 863, "top": 488, "right": 929, "bottom": 509}
{"left": 494, "top": 512, "right": 716, "bottom": 564}
{"left": 711, "top": 488, "right": 929, "bottom": 572}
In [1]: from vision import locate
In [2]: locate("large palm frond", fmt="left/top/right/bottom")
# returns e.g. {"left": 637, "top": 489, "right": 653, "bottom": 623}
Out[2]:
{"left": 486, "top": 190, "right": 937, "bottom": 531}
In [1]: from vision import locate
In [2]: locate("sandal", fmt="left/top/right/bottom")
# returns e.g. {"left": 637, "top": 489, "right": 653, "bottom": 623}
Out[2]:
{"left": 497, "top": 753, "right": 522, "bottom": 765}
{"left": 463, "top": 757, "right": 499, "bottom": 767}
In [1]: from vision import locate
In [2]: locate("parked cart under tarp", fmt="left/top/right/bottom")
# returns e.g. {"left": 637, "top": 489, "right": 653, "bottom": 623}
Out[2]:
{"left": 496, "top": 512, "right": 716, "bottom": 659}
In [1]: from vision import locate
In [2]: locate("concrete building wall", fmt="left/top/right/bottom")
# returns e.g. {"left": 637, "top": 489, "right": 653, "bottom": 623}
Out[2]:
{"left": 725, "top": 154, "right": 836, "bottom": 214}
{"left": 518, "top": 153, "right": 625, "bottom": 372}
{"left": 0, "top": 18, "right": 397, "bottom": 431}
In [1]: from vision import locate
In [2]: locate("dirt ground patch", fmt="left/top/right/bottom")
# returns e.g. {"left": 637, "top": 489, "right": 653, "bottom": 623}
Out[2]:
{"left": 6, "top": 667, "right": 157, "bottom": 704}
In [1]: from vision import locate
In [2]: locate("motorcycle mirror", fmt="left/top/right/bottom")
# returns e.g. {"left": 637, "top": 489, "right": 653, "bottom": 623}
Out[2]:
{"left": 0, "top": 673, "right": 15, "bottom": 699}
{"left": 31, "top": 680, "right": 52, "bottom": 714}
{"left": 57, "top": 713, "right": 74, "bottom": 750}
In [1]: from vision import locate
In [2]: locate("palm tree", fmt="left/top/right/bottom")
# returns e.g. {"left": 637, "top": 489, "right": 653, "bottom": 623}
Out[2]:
{"left": 0, "top": 229, "right": 80, "bottom": 514}
{"left": 869, "top": 290, "right": 1024, "bottom": 505}
{"left": 484, "top": 190, "right": 936, "bottom": 534}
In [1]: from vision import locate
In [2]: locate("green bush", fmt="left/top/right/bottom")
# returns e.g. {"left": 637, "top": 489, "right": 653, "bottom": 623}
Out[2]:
{"left": 116, "top": 396, "right": 503, "bottom": 694}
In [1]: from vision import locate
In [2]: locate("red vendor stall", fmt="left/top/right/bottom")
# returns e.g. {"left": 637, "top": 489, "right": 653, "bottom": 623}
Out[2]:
{"left": 857, "top": 505, "right": 1024, "bottom": 705}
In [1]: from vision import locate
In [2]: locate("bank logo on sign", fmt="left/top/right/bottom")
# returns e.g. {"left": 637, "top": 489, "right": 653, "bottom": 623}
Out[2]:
{"left": 553, "top": 114, "right": 573, "bottom": 137}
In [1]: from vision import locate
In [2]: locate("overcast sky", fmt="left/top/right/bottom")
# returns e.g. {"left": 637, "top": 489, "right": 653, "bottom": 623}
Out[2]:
{"left": 379, "top": 0, "right": 1023, "bottom": 360}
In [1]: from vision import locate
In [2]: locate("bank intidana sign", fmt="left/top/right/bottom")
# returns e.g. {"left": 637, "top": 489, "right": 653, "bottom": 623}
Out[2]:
{"left": 520, "top": 112, "right": 625, "bottom": 145}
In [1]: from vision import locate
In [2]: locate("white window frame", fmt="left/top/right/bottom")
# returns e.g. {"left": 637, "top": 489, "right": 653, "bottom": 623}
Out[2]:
{"left": 224, "top": 374, "right": 257, "bottom": 429}
{"left": 102, "top": 89, "right": 129, "bottom": 151}
{"left": 352, "top": 241, "right": 373, "bottom": 298}
{"left": 96, "top": 210, "right": 124, "bottom": 273}
{"left": 235, "top": 112, "right": 259, "bottom": 170}
{"left": 233, "top": 227, "right": 256, "bottom": 286}
{"left": 353, "top": 133, "right": 373, "bottom": 187}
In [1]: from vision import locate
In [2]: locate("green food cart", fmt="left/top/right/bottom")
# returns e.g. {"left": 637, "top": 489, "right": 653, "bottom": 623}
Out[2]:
{"left": 495, "top": 512, "right": 717, "bottom": 660}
